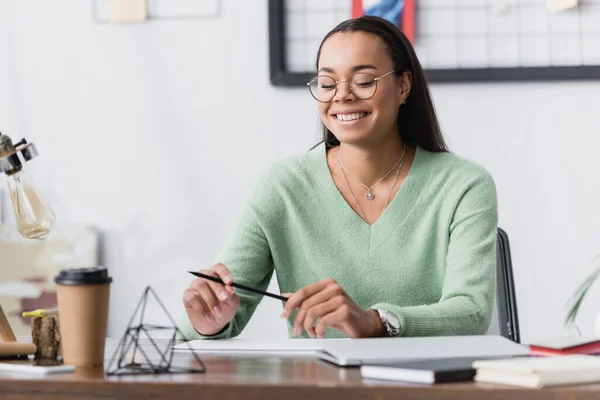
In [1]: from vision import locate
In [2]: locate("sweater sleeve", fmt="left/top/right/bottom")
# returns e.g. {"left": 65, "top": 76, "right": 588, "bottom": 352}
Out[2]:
{"left": 178, "top": 176, "right": 276, "bottom": 341}
{"left": 369, "top": 172, "right": 498, "bottom": 336}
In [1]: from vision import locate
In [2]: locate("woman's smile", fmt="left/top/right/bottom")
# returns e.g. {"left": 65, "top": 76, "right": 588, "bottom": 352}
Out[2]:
{"left": 330, "top": 110, "right": 372, "bottom": 125}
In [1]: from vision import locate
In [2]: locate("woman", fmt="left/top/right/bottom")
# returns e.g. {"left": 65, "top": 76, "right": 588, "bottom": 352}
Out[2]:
{"left": 179, "top": 16, "right": 497, "bottom": 340}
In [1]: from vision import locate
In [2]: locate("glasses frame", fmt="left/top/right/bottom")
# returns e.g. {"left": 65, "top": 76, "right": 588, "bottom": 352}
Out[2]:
{"left": 307, "top": 69, "right": 397, "bottom": 103}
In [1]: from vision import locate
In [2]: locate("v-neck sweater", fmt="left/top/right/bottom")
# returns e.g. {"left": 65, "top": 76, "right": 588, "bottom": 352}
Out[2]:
{"left": 179, "top": 143, "right": 498, "bottom": 340}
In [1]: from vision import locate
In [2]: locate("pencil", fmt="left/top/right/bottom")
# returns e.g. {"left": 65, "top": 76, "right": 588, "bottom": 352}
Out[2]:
{"left": 187, "top": 271, "right": 288, "bottom": 302}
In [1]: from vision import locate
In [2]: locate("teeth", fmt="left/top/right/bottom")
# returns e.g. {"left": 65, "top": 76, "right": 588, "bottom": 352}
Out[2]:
{"left": 336, "top": 113, "right": 367, "bottom": 121}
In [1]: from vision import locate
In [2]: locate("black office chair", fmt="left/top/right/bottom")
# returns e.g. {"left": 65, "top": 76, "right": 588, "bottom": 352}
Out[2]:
{"left": 485, "top": 228, "right": 521, "bottom": 343}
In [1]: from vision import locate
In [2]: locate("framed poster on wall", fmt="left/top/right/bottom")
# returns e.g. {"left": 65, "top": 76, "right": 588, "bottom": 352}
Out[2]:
{"left": 269, "top": 0, "right": 600, "bottom": 86}
{"left": 351, "top": 0, "right": 415, "bottom": 43}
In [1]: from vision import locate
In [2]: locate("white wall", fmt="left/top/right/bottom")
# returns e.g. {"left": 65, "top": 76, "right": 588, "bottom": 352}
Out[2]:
{"left": 1, "top": 0, "right": 599, "bottom": 343}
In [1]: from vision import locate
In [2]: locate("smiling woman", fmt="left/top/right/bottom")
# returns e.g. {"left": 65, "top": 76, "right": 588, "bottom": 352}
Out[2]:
{"left": 312, "top": 17, "right": 445, "bottom": 153}
{"left": 179, "top": 16, "right": 498, "bottom": 341}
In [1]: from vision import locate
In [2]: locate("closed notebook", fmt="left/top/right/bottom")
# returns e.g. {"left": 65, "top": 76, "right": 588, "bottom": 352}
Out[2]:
{"left": 528, "top": 336, "right": 600, "bottom": 356}
{"left": 361, "top": 357, "right": 488, "bottom": 384}
{"left": 473, "top": 354, "right": 600, "bottom": 388}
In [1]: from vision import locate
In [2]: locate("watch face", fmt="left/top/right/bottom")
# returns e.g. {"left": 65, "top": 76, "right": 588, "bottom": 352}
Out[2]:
{"left": 384, "top": 310, "right": 400, "bottom": 329}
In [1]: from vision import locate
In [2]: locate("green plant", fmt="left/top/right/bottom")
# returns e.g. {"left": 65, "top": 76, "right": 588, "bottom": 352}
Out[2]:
{"left": 565, "top": 255, "right": 600, "bottom": 326}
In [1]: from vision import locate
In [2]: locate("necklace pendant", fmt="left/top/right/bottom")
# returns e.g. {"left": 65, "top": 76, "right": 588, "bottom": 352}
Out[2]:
{"left": 365, "top": 192, "right": 375, "bottom": 201}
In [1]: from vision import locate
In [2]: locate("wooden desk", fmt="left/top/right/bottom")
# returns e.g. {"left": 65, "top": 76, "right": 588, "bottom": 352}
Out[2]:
{"left": 0, "top": 339, "right": 599, "bottom": 400}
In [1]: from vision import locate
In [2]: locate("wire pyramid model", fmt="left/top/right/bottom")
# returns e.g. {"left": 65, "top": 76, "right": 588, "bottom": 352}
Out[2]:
{"left": 106, "top": 286, "right": 206, "bottom": 376}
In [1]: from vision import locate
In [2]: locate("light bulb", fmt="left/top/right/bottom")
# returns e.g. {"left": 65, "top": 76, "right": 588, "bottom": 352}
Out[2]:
{"left": 6, "top": 169, "right": 55, "bottom": 239}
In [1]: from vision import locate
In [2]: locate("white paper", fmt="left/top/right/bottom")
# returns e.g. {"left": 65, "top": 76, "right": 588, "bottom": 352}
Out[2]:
{"left": 173, "top": 338, "right": 332, "bottom": 357}
{"left": 174, "top": 336, "right": 529, "bottom": 366}
{"left": 0, "top": 362, "right": 74, "bottom": 375}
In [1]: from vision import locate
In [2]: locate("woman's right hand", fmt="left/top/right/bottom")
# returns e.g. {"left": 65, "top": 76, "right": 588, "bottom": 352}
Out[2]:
{"left": 182, "top": 263, "right": 240, "bottom": 336}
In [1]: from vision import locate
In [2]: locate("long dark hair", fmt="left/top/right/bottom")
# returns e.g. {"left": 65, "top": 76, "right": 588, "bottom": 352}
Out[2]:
{"left": 315, "top": 16, "right": 448, "bottom": 152}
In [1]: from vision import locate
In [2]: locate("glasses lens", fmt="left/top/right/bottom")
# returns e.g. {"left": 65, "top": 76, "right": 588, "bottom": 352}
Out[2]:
{"left": 350, "top": 73, "right": 377, "bottom": 99}
{"left": 309, "top": 76, "right": 336, "bottom": 102}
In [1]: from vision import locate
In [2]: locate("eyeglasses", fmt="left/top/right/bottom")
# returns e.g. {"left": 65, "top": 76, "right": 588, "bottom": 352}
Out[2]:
{"left": 307, "top": 69, "right": 397, "bottom": 103}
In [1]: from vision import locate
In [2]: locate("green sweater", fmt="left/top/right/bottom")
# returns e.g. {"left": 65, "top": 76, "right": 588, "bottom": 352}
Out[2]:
{"left": 179, "top": 143, "right": 498, "bottom": 340}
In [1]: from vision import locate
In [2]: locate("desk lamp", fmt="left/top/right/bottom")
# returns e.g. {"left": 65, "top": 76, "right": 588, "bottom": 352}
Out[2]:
{"left": 0, "top": 131, "right": 54, "bottom": 357}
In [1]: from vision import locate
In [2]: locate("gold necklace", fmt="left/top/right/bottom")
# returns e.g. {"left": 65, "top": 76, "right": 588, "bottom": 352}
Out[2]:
{"left": 338, "top": 143, "right": 406, "bottom": 201}
{"left": 338, "top": 148, "right": 403, "bottom": 221}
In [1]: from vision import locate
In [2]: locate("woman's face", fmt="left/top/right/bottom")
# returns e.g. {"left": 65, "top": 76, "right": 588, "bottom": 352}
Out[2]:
{"left": 315, "top": 31, "right": 410, "bottom": 146}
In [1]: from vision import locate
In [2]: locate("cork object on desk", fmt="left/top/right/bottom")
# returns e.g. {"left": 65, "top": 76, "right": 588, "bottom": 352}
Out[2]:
{"left": 31, "top": 314, "right": 62, "bottom": 359}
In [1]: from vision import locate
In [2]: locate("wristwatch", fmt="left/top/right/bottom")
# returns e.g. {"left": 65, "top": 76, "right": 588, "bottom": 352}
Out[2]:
{"left": 374, "top": 309, "right": 400, "bottom": 337}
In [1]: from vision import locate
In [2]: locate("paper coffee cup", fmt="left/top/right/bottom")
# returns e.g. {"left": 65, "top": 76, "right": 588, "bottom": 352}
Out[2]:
{"left": 54, "top": 267, "right": 112, "bottom": 367}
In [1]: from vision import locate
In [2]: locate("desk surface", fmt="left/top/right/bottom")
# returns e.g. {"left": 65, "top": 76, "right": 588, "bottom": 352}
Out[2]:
{"left": 0, "top": 339, "right": 599, "bottom": 400}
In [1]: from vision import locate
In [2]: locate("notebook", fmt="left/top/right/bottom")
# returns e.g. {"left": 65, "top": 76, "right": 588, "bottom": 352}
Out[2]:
{"left": 360, "top": 357, "right": 485, "bottom": 384}
{"left": 174, "top": 335, "right": 529, "bottom": 367}
{"left": 473, "top": 354, "right": 600, "bottom": 388}
{"left": 528, "top": 336, "right": 600, "bottom": 356}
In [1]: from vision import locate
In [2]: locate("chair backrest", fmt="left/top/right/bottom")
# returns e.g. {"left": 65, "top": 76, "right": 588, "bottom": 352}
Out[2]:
{"left": 485, "top": 228, "right": 521, "bottom": 342}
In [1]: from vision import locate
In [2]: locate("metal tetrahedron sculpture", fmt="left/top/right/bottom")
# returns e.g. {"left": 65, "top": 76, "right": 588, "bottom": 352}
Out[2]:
{"left": 106, "top": 286, "right": 205, "bottom": 375}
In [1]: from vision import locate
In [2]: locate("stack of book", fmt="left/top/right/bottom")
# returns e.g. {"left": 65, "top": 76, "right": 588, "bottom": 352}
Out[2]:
{"left": 360, "top": 336, "right": 600, "bottom": 388}
{"left": 473, "top": 354, "right": 600, "bottom": 388}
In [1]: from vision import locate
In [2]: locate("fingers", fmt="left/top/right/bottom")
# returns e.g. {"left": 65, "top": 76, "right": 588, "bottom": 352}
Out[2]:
{"left": 197, "top": 283, "right": 222, "bottom": 320}
{"left": 280, "top": 292, "right": 293, "bottom": 307}
{"left": 281, "top": 278, "right": 334, "bottom": 318}
{"left": 211, "top": 263, "right": 235, "bottom": 296}
{"left": 182, "top": 264, "right": 242, "bottom": 336}
{"left": 182, "top": 287, "right": 201, "bottom": 311}
{"left": 314, "top": 307, "right": 347, "bottom": 338}
{"left": 182, "top": 287, "right": 212, "bottom": 320}
{"left": 223, "top": 292, "right": 241, "bottom": 311}
{"left": 212, "top": 263, "right": 233, "bottom": 285}
{"left": 298, "top": 297, "right": 344, "bottom": 338}
{"left": 185, "top": 264, "right": 236, "bottom": 319}
{"left": 292, "top": 285, "right": 344, "bottom": 335}
{"left": 194, "top": 265, "right": 234, "bottom": 301}
{"left": 190, "top": 271, "right": 222, "bottom": 309}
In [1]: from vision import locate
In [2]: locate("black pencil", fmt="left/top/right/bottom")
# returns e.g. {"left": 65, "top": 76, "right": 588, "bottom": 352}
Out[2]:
{"left": 187, "top": 271, "right": 288, "bottom": 302}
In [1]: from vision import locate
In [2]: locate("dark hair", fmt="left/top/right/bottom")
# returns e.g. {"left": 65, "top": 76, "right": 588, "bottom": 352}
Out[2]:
{"left": 315, "top": 15, "right": 448, "bottom": 152}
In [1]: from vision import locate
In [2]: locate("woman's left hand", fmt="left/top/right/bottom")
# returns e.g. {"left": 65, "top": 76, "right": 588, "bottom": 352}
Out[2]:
{"left": 280, "top": 278, "right": 384, "bottom": 338}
